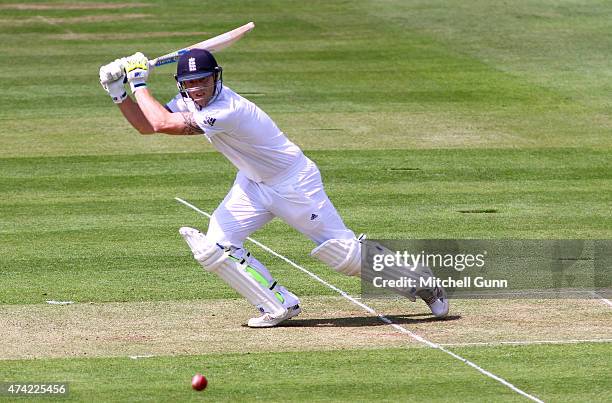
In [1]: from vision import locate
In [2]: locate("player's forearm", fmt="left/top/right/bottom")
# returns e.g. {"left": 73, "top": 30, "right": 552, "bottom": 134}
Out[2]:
{"left": 117, "top": 97, "right": 155, "bottom": 134}
{"left": 121, "top": 53, "right": 201, "bottom": 136}
{"left": 133, "top": 88, "right": 174, "bottom": 133}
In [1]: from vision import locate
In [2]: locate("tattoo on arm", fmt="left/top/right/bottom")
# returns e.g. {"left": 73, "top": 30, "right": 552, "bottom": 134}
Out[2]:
{"left": 181, "top": 113, "right": 204, "bottom": 134}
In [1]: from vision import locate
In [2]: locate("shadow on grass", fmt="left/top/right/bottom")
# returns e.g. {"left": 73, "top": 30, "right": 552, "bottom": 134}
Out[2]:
{"left": 275, "top": 314, "right": 461, "bottom": 327}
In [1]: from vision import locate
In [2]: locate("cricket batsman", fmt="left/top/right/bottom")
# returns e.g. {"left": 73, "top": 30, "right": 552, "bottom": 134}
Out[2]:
{"left": 98, "top": 49, "right": 449, "bottom": 327}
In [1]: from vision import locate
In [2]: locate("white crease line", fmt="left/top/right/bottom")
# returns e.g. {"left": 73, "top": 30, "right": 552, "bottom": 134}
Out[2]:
{"left": 440, "top": 339, "right": 612, "bottom": 347}
{"left": 175, "top": 197, "right": 544, "bottom": 403}
{"left": 589, "top": 291, "right": 612, "bottom": 307}
{"left": 46, "top": 300, "right": 74, "bottom": 305}
{"left": 129, "top": 355, "right": 155, "bottom": 360}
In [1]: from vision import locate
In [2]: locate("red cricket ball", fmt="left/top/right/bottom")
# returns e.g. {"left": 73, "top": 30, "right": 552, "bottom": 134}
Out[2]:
{"left": 191, "top": 373, "right": 208, "bottom": 391}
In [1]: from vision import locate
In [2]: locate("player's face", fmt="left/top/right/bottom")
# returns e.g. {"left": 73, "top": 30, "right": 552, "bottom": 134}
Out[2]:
{"left": 183, "top": 76, "right": 215, "bottom": 108}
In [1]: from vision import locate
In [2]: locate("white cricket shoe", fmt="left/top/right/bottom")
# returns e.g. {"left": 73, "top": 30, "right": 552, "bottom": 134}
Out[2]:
{"left": 418, "top": 287, "right": 449, "bottom": 318}
{"left": 247, "top": 304, "right": 302, "bottom": 328}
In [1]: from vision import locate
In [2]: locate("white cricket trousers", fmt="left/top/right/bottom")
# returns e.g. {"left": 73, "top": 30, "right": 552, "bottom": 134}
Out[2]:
{"left": 206, "top": 156, "right": 355, "bottom": 248}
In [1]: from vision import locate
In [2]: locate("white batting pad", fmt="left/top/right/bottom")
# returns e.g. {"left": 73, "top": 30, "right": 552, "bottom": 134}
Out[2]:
{"left": 311, "top": 238, "right": 362, "bottom": 276}
{"left": 179, "top": 226, "right": 286, "bottom": 316}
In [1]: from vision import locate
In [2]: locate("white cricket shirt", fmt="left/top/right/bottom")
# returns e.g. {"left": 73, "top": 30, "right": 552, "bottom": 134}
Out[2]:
{"left": 166, "top": 87, "right": 304, "bottom": 184}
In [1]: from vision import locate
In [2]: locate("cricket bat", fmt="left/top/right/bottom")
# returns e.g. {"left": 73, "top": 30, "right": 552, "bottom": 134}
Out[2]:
{"left": 148, "top": 22, "right": 255, "bottom": 69}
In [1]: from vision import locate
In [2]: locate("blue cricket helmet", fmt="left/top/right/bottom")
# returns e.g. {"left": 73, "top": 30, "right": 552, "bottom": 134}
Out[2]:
{"left": 175, "top": 49, "right": 223, "bottom": 107}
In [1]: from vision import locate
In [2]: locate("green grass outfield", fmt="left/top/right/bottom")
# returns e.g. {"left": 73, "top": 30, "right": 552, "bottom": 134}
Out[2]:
{"left": 1, "top": 344, "right": 609, "bottom": 402}
{"left": 2, "top": 149, "right": 611, "bottom": 304}
{"left": 0, "top": 0, "right": 610, "bottom": 401}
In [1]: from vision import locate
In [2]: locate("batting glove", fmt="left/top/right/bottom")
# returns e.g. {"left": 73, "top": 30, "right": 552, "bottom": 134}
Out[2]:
{"left": 101, "top": 77, "right": 127, "bottom": 104}
{"left": 124, "top": 52, "right": 149, "bottom": 93}
{"left": 99, "top": 58, "right": 126, "bottom": 85}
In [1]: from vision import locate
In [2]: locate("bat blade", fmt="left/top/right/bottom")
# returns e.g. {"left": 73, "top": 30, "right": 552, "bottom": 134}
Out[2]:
{"left": 149, "top": 22, "right": 255, "bottom": 68}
